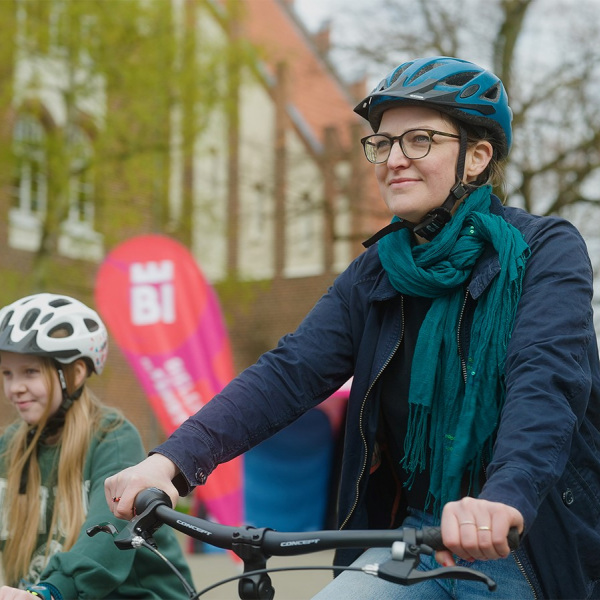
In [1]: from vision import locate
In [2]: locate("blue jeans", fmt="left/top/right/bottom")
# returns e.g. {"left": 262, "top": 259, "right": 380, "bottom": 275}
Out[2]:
{"left": 312, "top": 509, "right": 535, "bottom": 600}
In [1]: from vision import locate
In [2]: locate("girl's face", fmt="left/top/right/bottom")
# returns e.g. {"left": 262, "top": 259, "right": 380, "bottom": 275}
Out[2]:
{"left": 374, "top": 105, "right": 465, "bottom": 224}
{"left": 1, "top": 352, "right": 62, "bottom": 426}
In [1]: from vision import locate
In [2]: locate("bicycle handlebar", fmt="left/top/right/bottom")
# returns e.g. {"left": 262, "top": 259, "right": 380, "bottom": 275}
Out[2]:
{"left": 87, "top": 487, "right": 521, "bottom": 599}
{"left": 129, "top": 487, "right": 520, "bottom": 555}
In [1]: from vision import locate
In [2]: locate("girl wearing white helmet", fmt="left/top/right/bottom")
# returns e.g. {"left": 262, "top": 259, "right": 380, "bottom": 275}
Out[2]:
{"left": 0, "top": 293, "right": 193, "bottom": 600}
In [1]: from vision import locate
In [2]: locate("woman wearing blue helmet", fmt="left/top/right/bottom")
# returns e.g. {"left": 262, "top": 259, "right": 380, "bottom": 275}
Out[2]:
{"left": 356, "top": 56, "right": 512, "bottom": 244}
{"left": 106, "top": 57, "right": 600, "bottom": 599}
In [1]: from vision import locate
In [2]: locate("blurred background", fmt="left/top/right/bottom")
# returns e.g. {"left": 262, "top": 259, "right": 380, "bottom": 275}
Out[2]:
{"left": 0, "top": 0, "right": 599, "bottom": 575}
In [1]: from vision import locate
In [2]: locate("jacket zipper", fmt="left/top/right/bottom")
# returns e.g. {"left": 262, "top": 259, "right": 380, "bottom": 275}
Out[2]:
{"left": 480, "top": 459, "right": 537, "bottom": 596}
{"left": 469, "top": 321, "right": 537, "bottom": 599}
{"left": 339, "top": 296, "right": 405, "bottom": 531}
{"left": 484, "top": 459, "right": 537, "bottom": 597}
{"left": 512, "top": 551, "right": 538, "bottom": 599}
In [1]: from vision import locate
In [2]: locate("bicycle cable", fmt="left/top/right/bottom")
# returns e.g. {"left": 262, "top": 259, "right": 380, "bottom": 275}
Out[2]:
{"left": 134, "top": 536, "right": 197, "bottom": 598}
{"left": 194, "top": 565, "right": 365, "bottom": 599}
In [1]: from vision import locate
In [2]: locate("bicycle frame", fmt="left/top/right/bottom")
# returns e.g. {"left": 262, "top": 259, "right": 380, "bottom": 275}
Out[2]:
{"left": 88, "top": 487, "right": 520, "bottom": 600}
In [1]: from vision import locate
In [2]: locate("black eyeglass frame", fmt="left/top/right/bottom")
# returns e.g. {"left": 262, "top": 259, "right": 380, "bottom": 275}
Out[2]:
{"left": 360, "top": 129, "right": 461, "bottom": 164}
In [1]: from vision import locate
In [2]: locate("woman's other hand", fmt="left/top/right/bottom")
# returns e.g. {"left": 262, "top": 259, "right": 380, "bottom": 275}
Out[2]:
{"left": 436, "top": 497, "right": 524, "bottom": 566}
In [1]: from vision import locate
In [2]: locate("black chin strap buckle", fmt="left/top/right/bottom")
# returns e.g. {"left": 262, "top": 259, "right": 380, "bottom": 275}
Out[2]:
{"left": 450, "top": 181, "right": 468, "bottom": 201}
{"left": 412, "top": 179, "right": 469, "bottom": 242}
{"left": 412, "top": 207, "right": 452, "bottom": 241}
{"left": 361, "top": 177, "right": 471, "bottom": 247}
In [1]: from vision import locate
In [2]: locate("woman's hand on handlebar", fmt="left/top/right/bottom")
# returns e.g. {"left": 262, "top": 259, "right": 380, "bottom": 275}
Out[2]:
{"left": 437, "top": 497, "right": 524, "bottom": 566}
{"left": 105, "top": 453, "right": 180, "bottom": 520}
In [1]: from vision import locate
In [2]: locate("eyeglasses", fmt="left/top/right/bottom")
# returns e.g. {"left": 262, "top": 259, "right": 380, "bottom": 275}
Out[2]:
{"left": 360, "top": 129, "right": 460, "bottom": 164}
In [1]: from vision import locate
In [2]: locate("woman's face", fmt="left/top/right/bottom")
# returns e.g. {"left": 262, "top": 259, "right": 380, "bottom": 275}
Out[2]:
{"left": 374, "top": 105, "right": 462, "bottom": 223}
{"left": 1, "top": 352, "right": 62, "bottom": 426}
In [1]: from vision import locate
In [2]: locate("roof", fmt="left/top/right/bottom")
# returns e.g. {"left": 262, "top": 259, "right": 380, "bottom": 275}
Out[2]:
{"left": 237, "top": 0, "right": 367, "bottom": 149}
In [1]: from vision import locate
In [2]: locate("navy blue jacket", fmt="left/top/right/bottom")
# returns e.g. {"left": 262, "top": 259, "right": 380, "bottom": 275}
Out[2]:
{"left": 155, "top": 197, "right": 600, "bottom": 599}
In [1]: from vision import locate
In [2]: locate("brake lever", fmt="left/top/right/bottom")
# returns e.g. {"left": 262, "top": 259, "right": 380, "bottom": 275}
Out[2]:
{"left": 375, "top": 559, "right": 497, "bottom": 591}
{"left": 86, "top": 488, "right": 171, "bottom": 550}
{"left": 86, "top": 518, "right": 148, "bottom": 550}
{"left": 362, "top": 530, "right": 497, "bottom": 592}
{"left": 86, "top": 522, "right": 119, "bottom": 537}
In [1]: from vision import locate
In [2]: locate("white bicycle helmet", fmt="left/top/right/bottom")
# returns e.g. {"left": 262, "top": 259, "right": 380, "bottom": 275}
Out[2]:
{"left": 0, "top": 293, "right": 108, "bottom": 375}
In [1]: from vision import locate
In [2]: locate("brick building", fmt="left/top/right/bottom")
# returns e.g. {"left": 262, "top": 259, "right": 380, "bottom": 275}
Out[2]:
{"left": 0, "top": 0, "right": 386, "bottom": 450}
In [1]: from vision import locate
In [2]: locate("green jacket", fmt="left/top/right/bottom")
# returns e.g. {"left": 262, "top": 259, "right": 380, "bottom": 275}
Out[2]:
{"left": 0, "top": 414, "right": 193, "bottom": 599}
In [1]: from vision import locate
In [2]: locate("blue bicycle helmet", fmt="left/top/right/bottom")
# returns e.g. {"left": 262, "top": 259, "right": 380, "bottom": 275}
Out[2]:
{"left": 354, "top": 56, "right": 512, "bottom": 159}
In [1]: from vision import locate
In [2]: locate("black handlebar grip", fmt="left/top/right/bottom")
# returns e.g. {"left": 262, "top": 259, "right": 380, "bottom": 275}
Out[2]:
{"left": 507, "top": 527, "right": 521, "bottom": 550}
{"left": 134, "top": 487, "right": 172, "bottom": 514}
{"left": 421, "top": 526, "right": 445, "bottom": 550}
{"left": 421, "top": 526, "right": 521, "bottom": 551}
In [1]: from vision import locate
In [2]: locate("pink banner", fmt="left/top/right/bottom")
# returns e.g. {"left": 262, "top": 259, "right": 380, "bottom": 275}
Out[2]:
{"left": 95, "top": 234, "right": 241, "bottom": 528}
{"left": 318, "top": 377, "right": 351, "bottom": 434}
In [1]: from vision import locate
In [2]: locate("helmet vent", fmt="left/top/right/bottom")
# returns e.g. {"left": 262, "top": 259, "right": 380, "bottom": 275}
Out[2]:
{"left": 413, "top": 61, "right": 444, "bottom": 81}
{"left": 444, "top": 72, "right": 477, "bottom": 87}
{"left": 40, "top": 313, "right": 53, "bottom": 325}
{"left": 483, "top": 83, "right": 501, "bottom": 101}
{"left": 387, "top": 64, "right": 410, "bottom": 87}
{"left": 0, "top": 311, "right": 13, "bottom": 332}
{"left": 21, "top": 309, "right": 40, "bottom": 331}
{"left": 49, "top": 324, "right": 73, "bottom": 339}
{"left": 84, "top": 318, "right": 100, "bottom": 333}
{"left": 460, "top": 84, "right": 479, "bottom": 99}
{"left": 49, "top": 298, "right": 72, "bottom": 308}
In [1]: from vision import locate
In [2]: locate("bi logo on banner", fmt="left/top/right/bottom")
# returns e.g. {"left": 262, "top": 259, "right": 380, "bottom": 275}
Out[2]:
{"left": 130, "top": 260, "right": 175, "bottom": 326}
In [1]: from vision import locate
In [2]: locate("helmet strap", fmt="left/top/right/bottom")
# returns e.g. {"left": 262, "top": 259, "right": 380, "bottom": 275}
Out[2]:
{"left": 412, "top": 126, "right": 470, "bottom": 241}
{"left": 362, "top": 126, "right": 472, "bottom": 248}
{"left": 362, "top": 219, "right": 413, "bottom": 247}
{"left": 55, "top": 365, "right": 84, "bottom": 410}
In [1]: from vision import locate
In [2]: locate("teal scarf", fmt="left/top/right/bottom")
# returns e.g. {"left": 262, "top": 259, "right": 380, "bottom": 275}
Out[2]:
{"left": 378, "top": 185, "right": 530, "bottom": 516}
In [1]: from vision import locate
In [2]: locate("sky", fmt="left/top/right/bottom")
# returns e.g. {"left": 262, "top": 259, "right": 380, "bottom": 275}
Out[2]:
{"left": 292, "top": 0, "right": 334, "bottom": 31}
{"left": 288, "top": 0, "right": 371, "bottom": 84}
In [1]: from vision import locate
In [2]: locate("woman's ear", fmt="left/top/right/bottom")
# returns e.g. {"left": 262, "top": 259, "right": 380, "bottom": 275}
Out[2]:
{"left": 73, "top": 359, "right": 89, "bottom": 389}
{"left": 465, "top": 140, "right": 493, "bottom": 181}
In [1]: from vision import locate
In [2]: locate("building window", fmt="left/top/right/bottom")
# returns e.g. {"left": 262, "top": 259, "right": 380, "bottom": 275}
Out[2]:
{"left": 12, "top": 114, "right": 47, "bottom": 217}
{"left": 9, "top": 114, "right": 47, "bottom": 251}
{"left": 58, "top": 124, "right": 103, "bottom": 261}
{"left": 9, "top": 114, "right": 103, "bottom": 260}
{"left": 66, "top": 125, "right": 94, "bottom": 226}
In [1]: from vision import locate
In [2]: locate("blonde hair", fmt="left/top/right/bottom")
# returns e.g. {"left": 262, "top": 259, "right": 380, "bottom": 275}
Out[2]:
{"left": 1, "top": 357, "right": 122, "bottom": 585}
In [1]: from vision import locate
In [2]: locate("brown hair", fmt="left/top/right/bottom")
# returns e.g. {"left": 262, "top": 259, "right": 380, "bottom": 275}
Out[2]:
{"left": 440, "top": 112, "right": 507, "bottom": 199}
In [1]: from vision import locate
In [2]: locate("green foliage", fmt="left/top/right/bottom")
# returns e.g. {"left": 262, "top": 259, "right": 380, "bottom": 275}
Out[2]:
{"left": 1, "top": 0, "right": 257, "bottom": 289}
